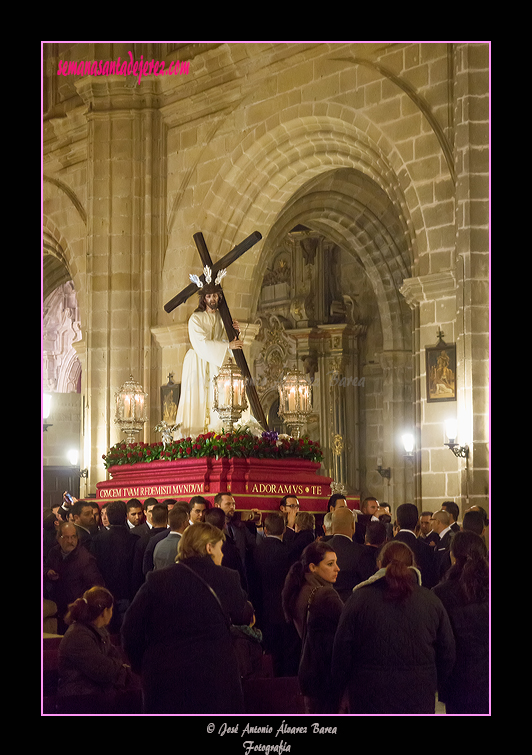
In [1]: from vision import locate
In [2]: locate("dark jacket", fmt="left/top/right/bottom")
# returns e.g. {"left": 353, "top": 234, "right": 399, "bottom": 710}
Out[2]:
{"left": 44, "top": 543, "right": 104, "bottom": 622}
{"left": 328, "top": 534, "right": 367, "bottom": 601}
{"left": 287, "top": 529, "right": 315, "bottom": 565}
{"left": 91, "top": 525, "right": 140, "bottom": 601}
{"left": 297, "top": 574, "right": 344, "bottom": 712}
{"left": 58, "top": 621, "right": 132, "bottom": 697}
{"left": 121, "top": 555, "right": 254, "bottom": 714}
{"left": 394, "top": 530, "right": 438, "bottom": 589}
{"left": 253, "top": 535, "right": 292, "bottom": 627}
{"left": 332, "top": 569, "right": 456, "bottom": 714}
{"left": 432, "top": 578, "right": 489, "bottom": 713}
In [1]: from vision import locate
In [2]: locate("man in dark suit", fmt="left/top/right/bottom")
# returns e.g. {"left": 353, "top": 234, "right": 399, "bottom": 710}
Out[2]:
{"left": 442, "top": 501, "right": 461, "bottom": 533}
{"left": 393, "top": 503, "right": 438, "bottom": 589}
{"left": 358, "top": 520, "right": 388, "bottom": 582}
{"left": 253, "top": 512, "right": 299, "bottom": 676}
{"left": 205, "top": 507, "right": 248, "bottom": 590}
{"left": 328, "top": 506, "right": 366, "bottom": 601}
{"left": 139, "top": 503, "right": 169, "bottom": 575}
{"left": 69, "top": 499, "right": 96, "bottom": 550}
{"left": 132, "top": 498, "right": 159, "bottom": 539}
{"left": 91, "top": 499, "right": 140, "bottom": 631}
{"left": 429, "top": 509, "right": 454, "bottom": 581}
{"left": 130, "top": 502, "right": 169, "bottom": 592}
{"left": 126, "top": 498, "right": 145, "bottom": 529}
{"left": 214, "top": 492, "right": 257, "bottom": 587}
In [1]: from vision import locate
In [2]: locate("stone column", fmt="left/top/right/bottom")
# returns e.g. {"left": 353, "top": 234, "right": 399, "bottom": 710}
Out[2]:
{"left": 313, "top": 324, "right": 365, "bottom": 495}
{"left": 76, "top": 74, "right": 164, "bottom": 488}
{"left": 453, "top": 43, "right": 490, "bottom": 513}
{"left": 377, "top": 349, "right": 414, "bottom": 509}
{"left": 400, "top": 271, "right": 461, "bottom": 510}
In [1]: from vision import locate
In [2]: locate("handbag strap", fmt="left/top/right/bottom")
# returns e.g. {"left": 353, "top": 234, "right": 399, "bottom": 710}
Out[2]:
{"left": 177, "top": 561, "right": 230, "bottom": 628}
{"left": 302, "top": 585, "right": 322, "bottom": 644}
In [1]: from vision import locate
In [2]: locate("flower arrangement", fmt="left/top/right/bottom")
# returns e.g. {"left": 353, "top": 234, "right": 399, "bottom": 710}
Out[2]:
{"left": 102, "top": 429, "right": 323, "bottom": 470}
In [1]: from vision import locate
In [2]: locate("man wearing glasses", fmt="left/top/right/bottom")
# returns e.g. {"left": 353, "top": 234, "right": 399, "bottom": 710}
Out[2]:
{"left": 279, "top": 495, "right": 300, "bottom": 545}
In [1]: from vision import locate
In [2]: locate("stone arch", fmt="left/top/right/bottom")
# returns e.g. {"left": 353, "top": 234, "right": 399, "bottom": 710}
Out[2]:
{"left": 252, "top": 168, "right": 412, "bottom": 353}
{"left": 163, "top": 97, "right": 449, "bottom": 318}
{"left": 196, "top": 102, "right": 424, "bottom": 260}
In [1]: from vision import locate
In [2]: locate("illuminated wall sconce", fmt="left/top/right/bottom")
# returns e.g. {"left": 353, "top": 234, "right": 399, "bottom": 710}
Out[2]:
{"left": 43, "top": 393, "right": 53, "bottom": 432}
{"left": 444, "top": 419, "right": 469, "bottom": 458}
{"left": 402, "top": 433, "right": 415, "bottom": 459}
{"left": 68, "top": 449, "right": 88, "bottom": 477}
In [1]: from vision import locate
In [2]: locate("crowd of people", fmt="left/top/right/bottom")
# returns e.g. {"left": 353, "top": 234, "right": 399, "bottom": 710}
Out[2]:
{"left": 42, "top": 491, "right": 490, "bottom": 715}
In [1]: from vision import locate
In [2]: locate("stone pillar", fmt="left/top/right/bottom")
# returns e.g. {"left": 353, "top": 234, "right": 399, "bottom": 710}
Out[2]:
{"left": 76, "top": 74, "right": 164, "bottom": 488}
{"left": 400, "top": 271, "right": 461, "bottom": 511}
{"left": 312, "top": 324, "right": 365, "bottom": 495}
{"left": 377, "top": 349, "right": 414, "bottom": 509}
{"left": 453, "top": 43, "right": 490, "bottom": 513}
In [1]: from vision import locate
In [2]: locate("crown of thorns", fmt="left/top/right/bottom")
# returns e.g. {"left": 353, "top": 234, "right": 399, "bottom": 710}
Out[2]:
{"left": 189, "top": 266, "right": 227, "bottom": 290}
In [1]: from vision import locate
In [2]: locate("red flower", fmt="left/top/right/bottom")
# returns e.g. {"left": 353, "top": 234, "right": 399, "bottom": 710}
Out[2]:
{"left": 186, "top": 447, "right": 192, "bottom": 455}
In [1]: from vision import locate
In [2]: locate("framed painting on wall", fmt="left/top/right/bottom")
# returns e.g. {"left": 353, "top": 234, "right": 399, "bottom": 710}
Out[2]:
{"left": 425, "top": 333, "right": 456, "bottom": 402}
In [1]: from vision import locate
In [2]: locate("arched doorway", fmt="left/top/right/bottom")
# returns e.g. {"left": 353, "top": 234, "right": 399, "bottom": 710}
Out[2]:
{"left": 252, "top": 168, "right": 414, "bottom": 505}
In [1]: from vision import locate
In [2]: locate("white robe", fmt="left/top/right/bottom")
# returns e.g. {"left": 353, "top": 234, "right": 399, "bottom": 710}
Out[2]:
{"left": 176, "top": 310, "right": 229, "bottom": 438}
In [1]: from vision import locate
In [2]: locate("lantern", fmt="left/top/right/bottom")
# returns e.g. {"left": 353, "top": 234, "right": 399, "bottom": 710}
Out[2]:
{"left": 115, "top": 374, "right": 148, "bottom": 443}
{"left": 278, "top": 368, "right": 311, "bottom": 438}
{"left": 213, "top": 355, "right": 248, "bottom": 432}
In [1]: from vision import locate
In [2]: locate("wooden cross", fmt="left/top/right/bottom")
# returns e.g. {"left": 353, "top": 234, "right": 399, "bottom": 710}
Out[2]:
{"left": 164, "top": 231, "right": 269, "bottom": 431}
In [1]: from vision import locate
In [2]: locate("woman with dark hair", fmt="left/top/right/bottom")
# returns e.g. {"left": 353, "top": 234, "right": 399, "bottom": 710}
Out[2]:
{"left": 57, "top": 586, "right": 134, "bottom": 710}
{"left": 332, "top": 540, "right": 456, "bottom": 714}
{"left": 121, "top": 522, "right": 254, "bottom": 714}
{"left": 432, "top": 531, "right": 489, "bottom": 713}
{"left": 282, "top": 540, "right": 344, "bottom": 713}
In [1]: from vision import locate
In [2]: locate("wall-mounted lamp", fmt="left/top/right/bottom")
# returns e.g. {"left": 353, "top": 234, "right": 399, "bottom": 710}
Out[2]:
{"left": 43, "top": 393, "right": 53, "bottom": 432}
{"left": 402, "top": 433, "right": 415, "bottom": 459}
{"left": 67, "top": 450, "right": 88, "bottom": 478}
{"left": 376, "top": 457, "right": 391, "bottom": 479}
{"left": 444, "top": 419, "right": 469, "bottom": 458}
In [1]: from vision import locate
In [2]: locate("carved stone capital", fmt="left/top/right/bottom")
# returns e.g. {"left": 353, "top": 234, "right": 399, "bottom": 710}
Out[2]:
{"left": 399, "top": 271, "right": 457, "bottom": 309}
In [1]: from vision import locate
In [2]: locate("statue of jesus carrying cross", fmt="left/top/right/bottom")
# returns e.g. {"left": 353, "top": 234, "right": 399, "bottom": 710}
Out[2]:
{"left": 164, "top": 231, "right": 269, "bottom": 437}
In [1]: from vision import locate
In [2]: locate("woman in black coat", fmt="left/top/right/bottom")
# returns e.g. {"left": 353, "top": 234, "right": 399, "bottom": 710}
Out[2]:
{"left": 331, "top": 540, "right": 456, "bottom": 714}
{"left": 432, "top": 531, "right": 489, "bottom": 714}
{"left": 282, "top": 540, "right": 344, "bottom": 714}
{"left": 121, "top": 522, "right": 254, "bottom": 714}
